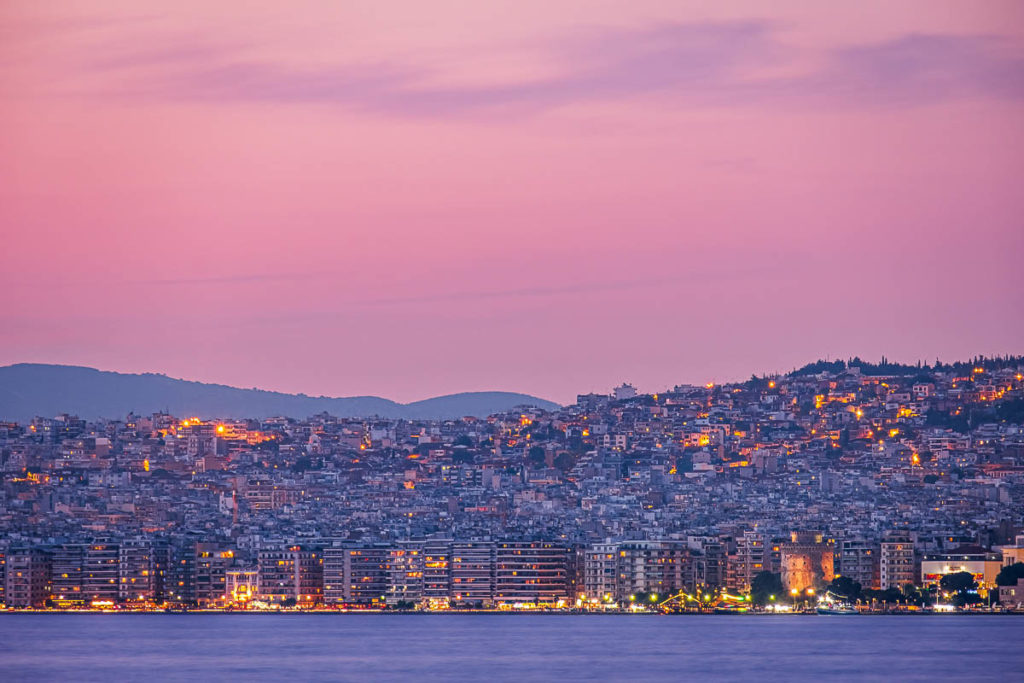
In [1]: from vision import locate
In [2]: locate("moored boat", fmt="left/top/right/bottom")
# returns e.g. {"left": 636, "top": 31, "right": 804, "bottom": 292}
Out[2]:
{"left": 816, "top": 604, "right": 858, "bottom": 615}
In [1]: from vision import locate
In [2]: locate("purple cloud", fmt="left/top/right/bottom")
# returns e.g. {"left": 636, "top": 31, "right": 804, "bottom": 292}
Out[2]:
{"left": 825, "top": 34, "right": 1024, "bottom": 104}
{"left": 82, "top": 23, "right": 1024, "bottom": 115}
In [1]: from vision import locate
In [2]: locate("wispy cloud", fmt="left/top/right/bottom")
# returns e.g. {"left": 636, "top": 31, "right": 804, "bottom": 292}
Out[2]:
{"left": 1, "top": 271, "right": 325, "bottom": 290}
{"left": 824, "top": 34, "right": 1024, "bottom": 105}
{"left": 77, "top": 21, "right": 1024, "bottom": 116}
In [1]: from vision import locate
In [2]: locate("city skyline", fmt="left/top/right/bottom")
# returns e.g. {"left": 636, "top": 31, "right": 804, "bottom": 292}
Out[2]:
{"left": 3, "top": 1, "right": 1024, "bottom": 404}
{"left": 3, "top": 356, "right": 1024, "bottom": 613}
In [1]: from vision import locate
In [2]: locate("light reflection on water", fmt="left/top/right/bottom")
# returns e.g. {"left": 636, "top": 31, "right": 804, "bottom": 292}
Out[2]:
{"left": 2, "top": 614, "right": 1022, "bottom": 681}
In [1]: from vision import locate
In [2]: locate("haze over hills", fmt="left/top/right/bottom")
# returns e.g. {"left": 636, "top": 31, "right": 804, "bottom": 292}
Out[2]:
{"left": 0, "top": 364, "right": 560, "bottom": 422}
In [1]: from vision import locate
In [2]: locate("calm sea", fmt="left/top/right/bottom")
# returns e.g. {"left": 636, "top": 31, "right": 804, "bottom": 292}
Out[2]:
{"left": 1, "top": 614, "right": 1022, "bottom": 681}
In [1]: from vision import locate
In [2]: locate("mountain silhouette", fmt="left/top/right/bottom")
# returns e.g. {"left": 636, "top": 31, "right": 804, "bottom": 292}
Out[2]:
{"left": 0, "top": 364, "right": 560, "bottom": 422}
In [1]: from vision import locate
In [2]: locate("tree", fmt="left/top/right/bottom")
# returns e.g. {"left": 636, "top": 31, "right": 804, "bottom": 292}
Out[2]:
{"left": 828, "top": 575, "right": 862, "bottom": 601}
{"left": 951, "top": 591, "right": 983, "bottom": 608}
{"left": 527, "top": 446, "right": 546, "bottom": 468}
{"left": 863, "top": 588, "right": 902, "bottom": 605}
{"left": 901, "top": 584, "right": 928, "bottom": 607}
{"left": 553, "top": 452, "right": 575, "bottom": 472}
{"left": 996, "top": 562, "right": 1024, "bottom": 587}
{"left": 940, "top": 571, "right": 977, "bottom": 595}
{"left": 750, "top": 571, "right": 784, "bottom": 605}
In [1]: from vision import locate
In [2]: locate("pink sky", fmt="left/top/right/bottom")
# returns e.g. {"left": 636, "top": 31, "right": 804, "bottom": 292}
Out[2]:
{"left": 2, "top": 1, "right": 1023, "bottom": 404}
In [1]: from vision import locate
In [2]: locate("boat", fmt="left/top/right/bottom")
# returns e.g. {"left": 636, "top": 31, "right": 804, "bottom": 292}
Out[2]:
{"left": 816, "top": 604, "right": 858, "bottom": 615}
{"left": 713, "top": 604, "right": 749, "bottom": 614}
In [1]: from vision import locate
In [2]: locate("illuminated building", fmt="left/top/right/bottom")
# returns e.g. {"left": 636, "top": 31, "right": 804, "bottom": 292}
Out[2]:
{"left": 725, "top": 532, "right": 765, "bottom": 592}
{"left": 494, "top": 541, "right": 571, "bottom": 606}
{"left": 51, "top": 543, "right": 86, "bottom": 606}
{"left": 84, "top": 541, "right": 120, "bottom": 604}
{"left": 119, "top": 539, "right": 159, "bottom": 604}
{"left": 879, "top": 531, "right": 915, "bottom": 590}
{"left": 920, "top": 545, "right": 1003, "bottom": 589}
{"left": 322, "top": 546, "right": 348, "bottom": 605}
{"left": 226, "top": 568, "right": 258, "bottom": 605}
{"left": 422, "top": 539, "right": 452, "bottom": 606}
{"left": 257, "top": 545, "right": 323, "bottom": 606}
{"left": 386, "top": 542, "right": 424, "bottom": 605}
{"left": 194, "top": 543, "right": 233, "bottom": 607}
{"left": 690, "top": 537, "right": 725, "bottom": 590}
{"left": 4, "top": 547, "right": 51, "bottom": 608}
{"left": 998, "top": 579, "right": 1024, "bottom": 607}
{"left": 1000, "top": 535, "right": 1024, "bottom": 567}
{"left": 780, "top": 531, "right": 834, "bottom": 592}
{"left": 583, "top": 543, "right": 618, "bottom": 603}
{"left": 584, "top": 540, "right": 689, "bottom": 604}
{"left": 323, "top": 545, "right": 388, "bottom": 605}
{"left": 836, "top": 538, "right": 878, "bottom": 590}
{"left": 450, "top": 542, "right": 495, "bottom": 606}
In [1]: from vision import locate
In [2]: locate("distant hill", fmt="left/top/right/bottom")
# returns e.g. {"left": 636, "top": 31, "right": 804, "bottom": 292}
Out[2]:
{"left": 0, "top": 364, "right": 560, "bottom": 422}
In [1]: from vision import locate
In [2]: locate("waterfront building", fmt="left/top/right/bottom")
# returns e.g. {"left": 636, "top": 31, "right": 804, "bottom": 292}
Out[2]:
{"left": 780, "top": 531, "right": 834, "bottom": 592}
{"left": 51, "top": 543, "right": 86, "bottom": 606}
{"left": 194, "top": 542, "right": 233, "bottom": 606}
{"left": 257, "top": 545, "right": 323, "bottom": 606}
{"left": 494, "top": 541, "right": 571, "bottom": 606}
{"left": 119, "top": 538, "right": 159, "bottom": 604}
{"left": 836, "top": 537, "right": 878, "bottom": 590}
{"left": 386, "top": 542, "right": 424, "bottom": 605}
{"left": 583, "top": 543, "right": 618, "bottom": 604}
{"left": 920, "top": 545, "right": 1003, "bottom": 589}
{"left": 727, "top": 531, "right": 766, "bottom": 592}
{"left": 879, "top": 531, "right": 916, "bottom": 590}
{"left": 5, "top": 547, "right": 51, "bottom": 608}
{"left": 450, "top": 541, "right": 495, "bottom": 606}
{"left": 337, "top": 545, "right": 389, "bottom": 605}
{"left": 422, "top": 538, "right": 452, "bottom": 606}
{"left": 584, "top": 540, "right": 688, "bottom": 604}
{"left": 84, "top": 541, "right": 120, "bottom": 605}
{"left": 226, "top": 568, "right": 258, "bottom": 605}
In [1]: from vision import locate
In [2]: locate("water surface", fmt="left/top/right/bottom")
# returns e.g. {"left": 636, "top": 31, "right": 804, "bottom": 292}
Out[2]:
{"left": 2, "top": 614, "right": 1021, "bottom": 681}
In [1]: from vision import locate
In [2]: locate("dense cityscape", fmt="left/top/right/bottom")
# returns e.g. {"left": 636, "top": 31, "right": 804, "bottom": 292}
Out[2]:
{"left": 3, "top": 356, "right": 1024, "bottom": 613}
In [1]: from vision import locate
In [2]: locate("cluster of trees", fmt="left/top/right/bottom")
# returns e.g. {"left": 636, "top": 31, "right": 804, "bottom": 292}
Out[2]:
{"left": 746, "top": 564, "right": 1024, "bottom": 609}
{"left": 787, "top": 354, "right": 1024, "bottom": 378}
{"left": 750, "top": 571, "right": 784, "bottom": 605}
{"left": 996, "top": 562, "right": 1024, "bottom": 587}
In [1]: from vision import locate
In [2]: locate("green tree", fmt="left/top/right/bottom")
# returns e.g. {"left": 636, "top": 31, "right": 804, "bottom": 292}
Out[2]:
{"left": 996, "top": 562, "right": 1024, "bottom": 586}
{"left": 553, "top": 452, "right": 575, "bottom": 472}
{"left": 750, "top": 571, "right": 784, "bottom": 606}
{"left": 863, "top": 588, "right": 902, "bottom": 605}
{"left": 940, "top": 571, "right": 977, "bottom": 595}
{"left": 828, "top": 575, "right": 862, "bottom": 601}
{"left": 951, "top": 591, "right": 983, "bottom": 607}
